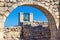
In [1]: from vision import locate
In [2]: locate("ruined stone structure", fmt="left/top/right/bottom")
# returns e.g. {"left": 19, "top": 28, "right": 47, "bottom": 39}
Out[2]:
{"left": 28, "top": 13, "right": 33, "bottom": 22}
{"left": 4, "top": 25, "right": 50, "bottom": 40}
{"left": 0, "top": 0, "right": 60, "bottom": 40}
{"left": 20, "top": 12, "right": 33, "bottom": 22}
{"left": 20, "top": 12, "right": 24, "bottom": 22}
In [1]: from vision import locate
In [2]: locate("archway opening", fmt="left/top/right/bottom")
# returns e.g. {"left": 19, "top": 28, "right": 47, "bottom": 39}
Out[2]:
{"left": 22, "top": 4, "right": 57, "bottom": 40}
{"left": 4, "top": 4, "right": 57, "bottom": 40}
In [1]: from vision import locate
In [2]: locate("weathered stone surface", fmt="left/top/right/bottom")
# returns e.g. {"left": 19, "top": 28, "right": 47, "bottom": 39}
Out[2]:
{"left": 45, "top": 0, "right": 50, "bottom": 2}
{"left": 7, "top": 2, "right": 13, "bottom": 7}
{"left": 0, "top": 0, "right": 59, "bottom": 40}
{"left": 5, "top": 0, "right": 9, "bottom": 2}
{"left": 0, "top": 0, "right": 4, "bottom": 1}
{"left": 0, "top": 11, "right": 5, "bottom": 15}
{"left": 18, "top": 0, "right": 24, "bottom": 2}
{"left": 4, "top": 26, "right": 22, "bottom": 40}
{"left": 0, "top": 32, "right": 4, "bottom": 40}
{"left": 22, "top": 25, "right": 50, "bottom": 40}
{"left": 56, "top": 15, "right": 59, "bottom": 18}
{"left": 45, "top": 2, "right": 50, "bottom": 6}
{"left": 0, "top": 2, "right": 5, "bottom": 7}
{"left": 8, "top": 4, "right": 17, "bottom": 12}
{"left": 0, "top": 22, "right": 4, "bottom": 28}
{"left": 44, "top": 6, "right": 49, "bottom": 10}
{"left": 55, "top": 12, "right": 59, "bottom": 16}
{"left": 5, "top": 2, "right": 13, "bottom": 7}
{"left": 10, "top": 0, "right": 17, "bottom": 2}
{"left": 0, "top": 15, "right": 3, "bottom": 21}
{"left": 4, "top": 11, "right": 9, "bottom": 17}
{"left": 53, "top": 0, "right": 58, "bottom": 2}
{"left": 0, "top": 7, "right": 8, "bottom": 12}
{"left": 4, "top": 25, "right": 51, "bottom": 40}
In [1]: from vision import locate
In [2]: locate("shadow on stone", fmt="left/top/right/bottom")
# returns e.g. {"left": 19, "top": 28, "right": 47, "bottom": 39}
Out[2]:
{"left": 20, "top": 25, "right": 51, "bottom": 40}
{"left": 56, "top": 0, "right": 60, "bottom": 40}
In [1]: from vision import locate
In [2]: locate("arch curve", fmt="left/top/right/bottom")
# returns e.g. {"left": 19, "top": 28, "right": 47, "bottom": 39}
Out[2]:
{"left": 4, "top": 4, "right": 57, "bottom": 40}
{"left": 21, "top": 4, "right": 57, "bottom": 40}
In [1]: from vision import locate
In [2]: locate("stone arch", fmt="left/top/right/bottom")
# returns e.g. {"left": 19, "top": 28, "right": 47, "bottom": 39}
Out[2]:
{"left": 4, "top": 1, "right": 57, "bottom": 28}
{"left": 22, "top": 4, "right": 57, "bottom": 40}
{"left": 4, "top": 2, "right": 57, "bottom": 40}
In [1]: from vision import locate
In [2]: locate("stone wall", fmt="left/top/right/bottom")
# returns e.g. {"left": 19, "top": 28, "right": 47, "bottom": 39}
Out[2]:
{"left": 0, "top": 0, "right": 59, "bottom": 40}
{"left": 4, "top": 26, "right": 22, "bottom": 40}
{"left": 22, "top": 25, "right": 51, "bottom": 40}
{"left": 0, "top": 0, "right": 59, "bottom": 29}
{"left": 4, "top": 25, "right": 51, "bottom": 40}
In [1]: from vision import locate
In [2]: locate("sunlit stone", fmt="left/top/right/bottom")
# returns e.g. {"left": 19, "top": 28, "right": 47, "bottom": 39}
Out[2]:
{"left": 0, "top": 0, "right": 4, "bottom": 1}
{"left": 0, "top": 2, "right": 5, "bottom": 7}
{"left": 10, "top": 0, "right": 17, "bottom": 2}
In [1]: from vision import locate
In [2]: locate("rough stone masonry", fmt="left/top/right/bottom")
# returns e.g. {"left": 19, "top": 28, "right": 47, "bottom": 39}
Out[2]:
{"left": 0, "top": 0, "right": 59, "bottom": 40}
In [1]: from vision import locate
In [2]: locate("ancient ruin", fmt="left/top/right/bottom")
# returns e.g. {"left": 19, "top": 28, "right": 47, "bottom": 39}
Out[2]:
{"left": 0, "top": 0, "right": 60, "bottom": 40}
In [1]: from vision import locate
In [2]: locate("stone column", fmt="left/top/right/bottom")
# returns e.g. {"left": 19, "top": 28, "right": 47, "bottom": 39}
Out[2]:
{"left": 0, "top": 15, "right": 4, "bottom": 40}
{"left": 50, "top": 30, "right": 57, "bottom": 40}
{"left": 56, "top": 1, "right": 60, "bottom": 40}
{"left": 58, "top": 0, "right": 60, "bottom": 28}
{"left": 20, "top": 12, "right": 24, "bottom": 22}
{"left": 28, "top": 13, "right": 33, "bottom": 22}
{"left": 48, "top": 21, "right": 57, "bottom": 40}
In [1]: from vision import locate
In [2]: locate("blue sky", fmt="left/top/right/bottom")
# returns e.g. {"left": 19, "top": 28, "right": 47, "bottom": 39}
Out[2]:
{"left": 4, "top": 6, "right": 48, "bottom": 27}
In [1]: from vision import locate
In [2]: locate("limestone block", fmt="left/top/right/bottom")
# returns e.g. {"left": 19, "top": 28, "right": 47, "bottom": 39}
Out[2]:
{"left": 7, "top": 2, "right": 13, "bottom": 7}
{"left": 10, "top": 0, "right": 17, "bottom": 2}
{"left": 8, "top": 4, "right": 17, "bottom": 12}
{"left": 54, "top": 1, "right": 59, "bottom": 4}
{"left": 14, "top": 32, "right": 20, "bottom": 37}
{"left": 5, "top": 0, "right": 9, "bottom": 2}
{"left": 7, "top": 32, "right": 14, "bottom": 36}
{"left": 45, "top": 2, "right": 50, "bottom": 7}
{"left": 5, "top": 2, "right": 13, "bottom": 7}
{"left": 0, "top": 15, "right": 3, "bottom": 23}
{"left": 56, "top": 15, "right": 59, "bottom": 18}
{"left": 0, "top": 32, "right": 4, "bottom": 40}
{"left": 14, "top": 38, "right": 19, "bottom": 40}
{"left": 48, "top": 9, "right": 52, "bottom": 13}
{"left": 0, "top": 28, "right": 4, "bottom": 32}
{"left": 0, "top": 11, "right": 5, "bottom": 15}
{"left": 55, "top": 18, "right": 59, "bottom": 29}
{"left": 45, "top": 0, "right": 50, "bottom": 2}
{"left": 53, "top": 0, "right": 57, "bottom": 2}
{"left": 0, "top": 2, "right": 5, "bottom": 7}
{"left": 0, "top": 15, "right": 3, "bottom": 20}
{"left": 53, "top": 5, "right": 58, "bottom": 11}
{"left": 4, "top": 2, "right": 8, "bottom": 7}
{"left": 0, "top": 0, "right": 4, "bottom": 1}
{"left": 18, "top": 2, "right": 23, "bottom": 5}
{"left": 12, "top": 4, "right": 17, "bottom": 8}
{"left": 38, "top": 3, "right": 45, "bottom": 7}
{"left": 33, "top": 0, "right": 41, "bottom": 2}
{"left": 4, "top": 35, "right": 7, "bottom": 39}
{"left": 28, "top": 0, "right": 33, "bottom": 2}
{"left": 4, "top": 11, "right": 9, "bottom": 17}
{"left": 18, "top": 0, "right": 24, "bottom": 2}
{"left": 56, "top": 19, "right": 59, "bottom": 24}
{"left": 0, "top": 23, "right": 4, "bottom": 28}
{"left": 53, "top": 8, "right": 58, "bottom": 12}
{"left": 44, "top": 6, "right": 49, "bottom": 10}
{"left": 56, "top": 23, "right": 59, "bottom": 29}
{"left": 0, "top": 7, "right": 8, "bottom": 12}
{"left": 41, "top": 0, "right": 45, "bottom": 4}
{"left": 55, "top": 12, "right": 59, "bottom": 16}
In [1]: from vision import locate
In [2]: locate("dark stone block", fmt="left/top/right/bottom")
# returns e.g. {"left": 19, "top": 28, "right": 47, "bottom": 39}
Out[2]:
{"left": 20, "top": 25, "right": 51, "bottom": 40}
